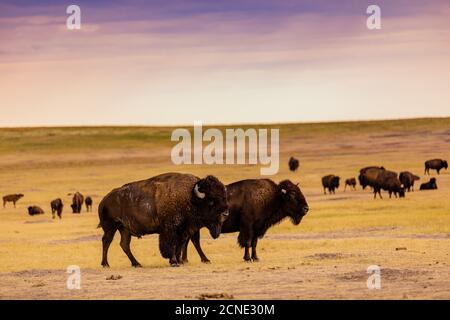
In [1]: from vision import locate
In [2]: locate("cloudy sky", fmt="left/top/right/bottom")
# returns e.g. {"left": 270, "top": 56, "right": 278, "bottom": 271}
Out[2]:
{"left": 0, "top": 0, "right": 449, "bottom": 126}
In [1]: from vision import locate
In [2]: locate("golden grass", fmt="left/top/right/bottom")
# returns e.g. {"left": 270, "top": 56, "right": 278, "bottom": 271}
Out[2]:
{"left": 0, "top": 118, "right": 449, "bottom": 299}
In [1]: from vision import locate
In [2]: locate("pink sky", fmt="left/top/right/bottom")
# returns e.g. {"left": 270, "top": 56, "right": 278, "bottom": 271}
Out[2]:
{"left": 0, "top": 1, "right": 449, "bottom": 126}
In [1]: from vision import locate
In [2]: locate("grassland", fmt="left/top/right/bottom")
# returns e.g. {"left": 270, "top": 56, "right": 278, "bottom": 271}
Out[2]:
{"left": 0, "top": 118, "right": 449, "bottom": 299}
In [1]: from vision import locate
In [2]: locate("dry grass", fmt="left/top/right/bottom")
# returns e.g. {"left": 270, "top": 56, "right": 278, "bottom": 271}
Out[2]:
{"left": 0, "top": 118, "right": 449, "bottom": 299}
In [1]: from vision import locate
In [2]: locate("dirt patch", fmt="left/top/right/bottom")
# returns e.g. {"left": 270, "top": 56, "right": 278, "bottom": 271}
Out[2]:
{"left": 49, "top": 235, "right": 101, "bottom": 244}
{"left": 337, "top": 268, "right": 429, "bottom": 282}
{"left": 197, "top": 293, "right": 234, "bottom": 300}
{"left": 24, "top": 220, "right": 53, "bottom": 224}
{"left": 306, "top": 253, "right": 349, "bottom": 260}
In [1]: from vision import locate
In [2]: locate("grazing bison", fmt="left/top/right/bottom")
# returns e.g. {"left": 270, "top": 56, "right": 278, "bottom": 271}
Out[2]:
{"left": 28, "top": 206, "right": 44, "bottom": 216}
{"left": 358, "top": 166, "right": 385, "bottom": 190}
{"left": 373, "top": 170, "right": 404, "bottom": 199}
{"left": 50, "top": 198, "right": 64, "bottom": 219}
{"left": 85, "top": 196, "right": 93, "bottom": 212}
{"left": 183, "top": 179, "right": 309, "bottom": 263}
{"left": 424, "top": 159, "right": 448, "bottom": 175}
{"left": 98, "top": 172, "right": 229, "bottom": 267}
{"left": 3, "top": 194, "right": 24, "bottom": 208}
{"left": 420, "top": 178, "right": 438, "bottom": 190}
{"left": 399, "top": 171, "right": 420, "bottom": 192}
{"left": 71, "top": 192, "right": 84, "bottom": 213}
{"left": 344, "top": 178, "right": 357, "bottom": 191}
{"left": 322, "top": 175, "right": 340, "bottom": 194}
{"left": 288, "top": 157, "right": 299, "bottom": 172}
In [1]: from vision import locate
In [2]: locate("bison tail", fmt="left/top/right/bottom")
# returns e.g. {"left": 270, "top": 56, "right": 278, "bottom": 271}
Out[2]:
{"left": 237, "top": 233, "right": 247, "bottom": 248}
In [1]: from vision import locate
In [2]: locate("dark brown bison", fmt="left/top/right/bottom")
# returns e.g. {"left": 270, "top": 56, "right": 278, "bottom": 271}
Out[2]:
{"left": 399, "top": 171, "right": 420, "bottom": 192}
{"left": 98, "top": 172, "right": 229, "bottom": 267}
{"left": 373, "top": 170, "right": 404, "bottom": 199}
{"left": 322, "top": 175, "right": 340, "bottom": 194}
{"left": 3, "top": 194, "right": 24, "bottom": 208}
{"left": 71, "top": 192, "right": 84, "bottom": 214}
{"left": 358, "top": 166, "right": 385, "bottom": 189}
{"left": 28, "top": 206, "right": 44, "bottom": 216}
{"left": 424, "top": 159, "right": 448, "bottom": 175}
{"left": 85, "top": 196, "right": 93, "bottom": 212}
{"left": 50, "top": 198, "right": 64, "bottom": 219}
{"left": 344, "top": 178, "right": 356, "bottom": 191}
{"left": 420, "top": 178, "right": 438, "bottom": 190}
{"left": 183, "top": 179, "right": 309, "bottom": 263}
{"left": 288, "top": 157, "right": 299, "bottom": 172}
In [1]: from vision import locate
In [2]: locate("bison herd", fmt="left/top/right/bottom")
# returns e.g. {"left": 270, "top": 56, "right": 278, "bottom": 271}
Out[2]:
{"left": 2, "top": 192, "right": 94, "bottom": 218}
{"left": 321, "top": 158, "right": 446, "bottom": 199}
{"left": 1, "top": 157, "right": 446, "bottom": 268}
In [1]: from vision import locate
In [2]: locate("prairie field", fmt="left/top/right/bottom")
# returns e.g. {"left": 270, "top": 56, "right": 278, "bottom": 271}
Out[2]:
{"left": 0, "top": 118, "right": 449, "bottom": 299}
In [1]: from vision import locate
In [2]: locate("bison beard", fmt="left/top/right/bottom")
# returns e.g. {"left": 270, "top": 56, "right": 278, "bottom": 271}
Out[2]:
{"left": 182, "top": 179, "right": 309, "bottom": 263}
{"left": 98, "top": 173, "right": 228, "bottom": 267}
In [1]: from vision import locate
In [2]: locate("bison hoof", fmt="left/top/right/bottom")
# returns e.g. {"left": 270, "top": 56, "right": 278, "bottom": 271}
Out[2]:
{"left": 201, "top": 259, "right": 211, "bottom": 264}
{"left": 170, "top": 263, "right": 180, "bottom": 267}
{"left": 252, "top": 257, "right": 260, "bottom": 262}
{"left": 101, "top": 263, "right": 110, "bottom": 268}
{"left": 132, "top": 263, "right": 142, "bottom": 268}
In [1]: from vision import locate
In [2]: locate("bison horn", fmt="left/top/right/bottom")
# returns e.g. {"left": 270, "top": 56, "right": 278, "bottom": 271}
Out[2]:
{"left": 194, "top": 183, "right": 206, "bottom": 199}
{"left": 281, "top": 188, "right": 287, "bottom": 194}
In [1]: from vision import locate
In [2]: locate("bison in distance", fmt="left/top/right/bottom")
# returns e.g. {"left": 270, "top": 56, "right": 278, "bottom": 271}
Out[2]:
{"left": 322, "top": 175, "right": 340, "bottom": 194}
{"left": 50, "top": 198, "right": 64, "bottom": 219}
{"left": 424, "top": 159, "right": 448, "bottom": 175}
{"left": 28, "top": 206, "right": 44, "bottom": 216}
{"left": 288, "top": 157, "right": 299, "bottom": 172}
{"left": 98, "top": 172, "right": 229, "bottom": 267}
{"left": 420, "top": 178, "right": 438, "bottom": 190}
{"left": 399, "top": 171, "right": 420, "bottom": 192}
{"left": 183, "top": 179, "right": 309, "bottom": 263}
{"left": 3, "top": 194, "right": 24, "bottom": 208}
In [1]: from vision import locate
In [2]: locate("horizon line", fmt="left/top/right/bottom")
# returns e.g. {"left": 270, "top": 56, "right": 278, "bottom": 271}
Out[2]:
{"left": 0, "top": 116, "right": 449, "bottom": 129}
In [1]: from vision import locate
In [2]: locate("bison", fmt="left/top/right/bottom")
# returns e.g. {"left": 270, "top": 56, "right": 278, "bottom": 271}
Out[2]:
{"left": 420, "top": 178, "right": 438, "bottom": 190}
{"left": 28, "top": 206, "right": 44, "bottom": 216}
{"left": 358, "top": 166, "right": 385, "bottom": 190}
{"left": 424, "top": 159, "right": 448, "bottom": 175}
{"left": 399, "top": 171, "right": 420, "bottom": 192}
{"left": 85, "top": 196, "right": 93, "bottom": 212}
{"left": 71, "top": 192, "right": 84, "bottom": 213}
{"left": 373, "top": 170, "right": 404, "bottom": 199}
{"left": 98, "top": 172, "right": 229, "bottom": 267}
{"left": 288, "top": 157, "right": 299, "bottom": 172}
{"left": 182, "top": 179, "right": 309, "bottom": 263}
{"left": 50, "top": 198, "right": 64, "bottom": 219}
{"left": 322, "top": 175, "right": 340, "bottom": 194}
{"left": 344, "top": 178, "right": 357, "bottom": 191}
{"left": 3, "top": 194, "right": 24, "bottom": 208}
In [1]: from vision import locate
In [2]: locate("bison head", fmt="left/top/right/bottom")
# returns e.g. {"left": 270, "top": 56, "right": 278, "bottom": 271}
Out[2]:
{"left": 192, "top": 175, "right": 229, "bottom": 239}
{"left": 278, "top": 180, "right": 309, "bottom": 225}
{"left": 443, "top": 160, "right": 448, "bottom": 169}
{"left": 333, "top": 176, "right": 341, "bottom": 188}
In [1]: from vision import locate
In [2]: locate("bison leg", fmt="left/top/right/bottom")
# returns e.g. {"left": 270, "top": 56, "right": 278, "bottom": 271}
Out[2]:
{"left": 251, "top": 238, "right": 259, "bottom": 262}
{"left": 181, "top": 238, "right": 189, "bottom": 263}
{"left": 190, "top": 230, "right": 210, "bottom": 263}
{"left": 238, "top": 228, "right": 253, "bottom": 262}
{"left": 101, "top": 228, "right": 117, "bottom": 268}
{"left": 119, "top": 228, "right": 142, "bottom": 268}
